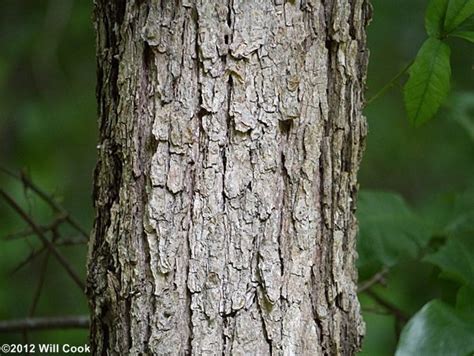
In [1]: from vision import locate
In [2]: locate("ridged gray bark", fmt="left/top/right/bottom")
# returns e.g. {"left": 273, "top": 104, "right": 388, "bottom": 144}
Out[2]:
{"left": 87, "top": 0, "right": 371, "bottom": 355}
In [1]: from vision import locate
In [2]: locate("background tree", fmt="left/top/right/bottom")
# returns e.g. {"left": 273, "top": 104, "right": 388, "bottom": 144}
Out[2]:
{"left": 87, "top": 1, "right": 370, "bottom": 354}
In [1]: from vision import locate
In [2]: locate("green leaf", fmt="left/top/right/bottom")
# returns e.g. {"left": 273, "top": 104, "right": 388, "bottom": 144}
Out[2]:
{"left": 456, "top": 14, "right": 474, "bottom": 30}
{"left": 357, "top": 191, "right": 431, "bottom": 268}
{"left": 444, "top": 0, "right": 474, "bottom": 32}
{"left": 421, "top": 193, "right": 460, "bottom": 234}
{"left": 425, "top": 233, "right": 474, "bottom": 287}
{"left": 425, "top": 0, "right": 449, "bottom": 36}
{"left": 451, "top": 30, "right": 474, "bottom": 41}
{"left": 396, "top": 300, "right": 474, "bottom": 356}
{"left": 445, "top": 211, "right": 474, "bottom": 236}
{"left": 404, "top": 38, "right": 451, "bottom": 126}
{"left": 441, "top": 186, "right": 474, "bottom": 236}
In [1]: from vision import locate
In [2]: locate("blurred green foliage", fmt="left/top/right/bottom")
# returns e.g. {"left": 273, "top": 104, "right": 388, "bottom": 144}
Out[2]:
{"left": 359, "top": 0, "right": 474, "bottom": 354}
{"left": 0, "top": 0, "right": 94, "bottom": 347}
{"left": 0, "top": 0, "right": 472, "bottom": 354}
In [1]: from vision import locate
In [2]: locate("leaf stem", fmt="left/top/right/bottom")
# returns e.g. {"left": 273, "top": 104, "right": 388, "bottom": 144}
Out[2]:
{"left": 365, "top": 60, "right": 413, "bottom": 107}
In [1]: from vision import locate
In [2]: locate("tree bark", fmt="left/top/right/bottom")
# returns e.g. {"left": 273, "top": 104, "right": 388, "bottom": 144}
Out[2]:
{"left": 87, "top": 0, "right": 371, "bottom": 355}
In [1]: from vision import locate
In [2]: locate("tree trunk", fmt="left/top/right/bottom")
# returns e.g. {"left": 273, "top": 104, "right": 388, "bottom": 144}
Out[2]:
{"left": 87, "top": 0, "right": 370, "bottom": 354}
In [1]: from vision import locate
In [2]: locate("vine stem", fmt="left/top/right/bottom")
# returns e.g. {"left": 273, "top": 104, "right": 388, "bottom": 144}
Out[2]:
{"left": 365, "top": 60, "right": 413, "bottom": 107}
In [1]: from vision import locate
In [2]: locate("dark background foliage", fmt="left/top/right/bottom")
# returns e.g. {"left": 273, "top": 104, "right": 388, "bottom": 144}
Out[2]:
{"left": 0, "top": 0, "right": 472, "bottom": 354}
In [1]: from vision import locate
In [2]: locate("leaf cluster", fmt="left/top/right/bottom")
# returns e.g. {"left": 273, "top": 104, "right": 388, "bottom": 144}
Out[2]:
{"left": 357, "top": 186, "right": 474, "bottom": 355}
{"left": 404, "top": 0, "right": 474, "bottom": 125}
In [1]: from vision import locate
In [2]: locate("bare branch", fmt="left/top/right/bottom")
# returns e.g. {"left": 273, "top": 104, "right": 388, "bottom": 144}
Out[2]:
{"left": 358, "top": 267, "right": 390, "bottom": 293}
{"left": 3, "top": 228, "right": 39, "bottom": 240}
{"left": 10, "top": 236, "right": 84, "bottom": 275}
{"left": 0, "top": 316, "right": 89, "bottom": 332}
{"left": 0, "top": 189, "right": 85, "bottom": 291}
{"left": 0, "top": 167, "right": 89, "bottom": 240}
{"left": 28, "top": 253, "right": 50, "bottom": 316}
{"left": 11, "top": 247, "right": 46, "bottom": 275}
{"left": 56, "top": 236, "right": 87, "bottom": 246}
{"left": 362, "top": 306, "right": 390, "bottom": 316}
{"left": 29, "top": 232, "right": 56, "bottom": 317}
{"left": 365, "top": 289, "right": 409, "bottom": 323}
{"left": 3, "top": 214, "right": 67, "bottom": 241}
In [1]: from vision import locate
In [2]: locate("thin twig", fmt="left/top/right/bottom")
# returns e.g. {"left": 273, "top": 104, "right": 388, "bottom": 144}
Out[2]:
{"left": 365, "top": 289, "right": 409, "bottom": 323}
{"left": 11, "top": 247, "right": 46, "bottom": 275}
{"left": 365, "top": 60, "right": 413, "bottom": 107}
{"left": 56, "top": 237, "right": 87, "bottom": 246}
{"left": 3, "top": 214, "right": 67, "bottom": 241}
{"left": 29, "top": 231, "right": 56, "bottom": 317}
{"left": 362, "top": 306, "right": 390, "bottom": 315}
{"left": 0, "top": 167, "right": 89, "bottom": 240}
{"left": 0, "top": 316, "right": 89, "bottom": 332}
{"left": 28, "top": 254, "right": 50, "bottom": 316}
{"left": 23, "top": 246, "right": 51, "bottom": 343}
{"left": 358, "top": 266, "right": 390, "bottom": 293}
{"left": 10, "top": 237, "right": 85, "bottom": 275}
{"left": 4, "top": 228, "right": 43, "bottom": 240}
{"left": 0, "top": 189, "right": 85, "bottom": 291}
